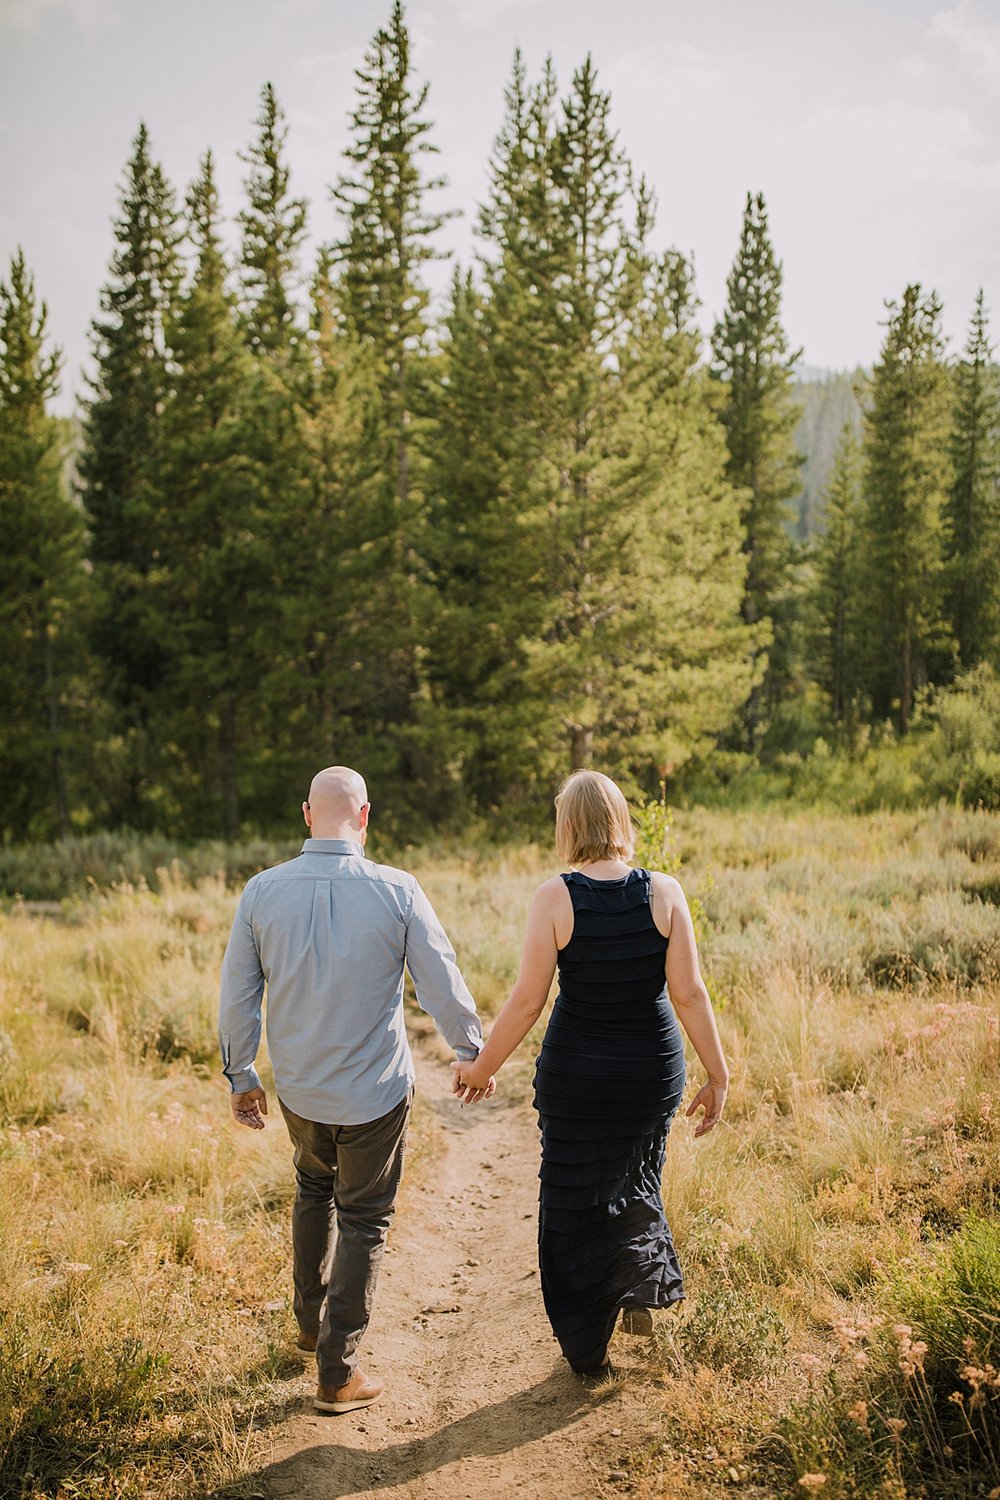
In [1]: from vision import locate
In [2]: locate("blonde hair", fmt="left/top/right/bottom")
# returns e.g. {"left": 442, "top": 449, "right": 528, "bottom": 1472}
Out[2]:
{"left": 554, "top": 770, "right": 635, "bottom": 866}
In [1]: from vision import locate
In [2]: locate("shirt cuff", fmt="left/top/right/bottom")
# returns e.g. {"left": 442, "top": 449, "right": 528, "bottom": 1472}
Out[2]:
{"left": 225, "top": 1064, "right": 262, "bottom": 1095}
{"left": 454, "top": 1045, "right": 480, "bottom": 1062}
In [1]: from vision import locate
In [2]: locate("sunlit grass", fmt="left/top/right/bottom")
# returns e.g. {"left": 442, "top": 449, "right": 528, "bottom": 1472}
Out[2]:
{"left": 1, "top": 806, "right": 999, "bottom": 1495}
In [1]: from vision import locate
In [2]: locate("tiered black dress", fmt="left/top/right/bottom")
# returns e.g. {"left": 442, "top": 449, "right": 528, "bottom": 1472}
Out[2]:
{"left": 532, "top": 868, "right": 686, "bottom": 1373}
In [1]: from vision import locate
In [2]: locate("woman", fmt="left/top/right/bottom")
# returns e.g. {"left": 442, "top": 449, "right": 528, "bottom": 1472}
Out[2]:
{"left": 454, "top": 769, "right": 728, "bottom": 1378}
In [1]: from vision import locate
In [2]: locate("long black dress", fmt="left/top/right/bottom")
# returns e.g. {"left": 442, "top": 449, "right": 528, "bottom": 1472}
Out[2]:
{"left": 532, "top": 868, "right": 687, "bottom": 1374}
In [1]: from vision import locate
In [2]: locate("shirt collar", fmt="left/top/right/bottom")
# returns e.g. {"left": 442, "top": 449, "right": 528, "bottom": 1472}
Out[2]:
{"left": 301, "top": 838, "right": 366, "bottom": 857}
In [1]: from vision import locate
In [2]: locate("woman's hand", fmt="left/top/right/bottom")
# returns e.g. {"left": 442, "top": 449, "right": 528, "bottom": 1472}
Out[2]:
{"left": 685, "top": 1079, "right": 728, "bottom": 1138}
{"left": 451, "top": 1059, "right": 496, "bottom": 1102}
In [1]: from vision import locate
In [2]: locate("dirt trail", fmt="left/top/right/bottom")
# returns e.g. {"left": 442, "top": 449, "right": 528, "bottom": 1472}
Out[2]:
{"left": 256, "top": 1026, "right": 654, "bottom": 1500}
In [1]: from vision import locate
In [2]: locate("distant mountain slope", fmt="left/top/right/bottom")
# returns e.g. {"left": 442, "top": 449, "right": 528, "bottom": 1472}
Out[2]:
{"left": 792, "top": 369, "right": 866, "bottom": 538}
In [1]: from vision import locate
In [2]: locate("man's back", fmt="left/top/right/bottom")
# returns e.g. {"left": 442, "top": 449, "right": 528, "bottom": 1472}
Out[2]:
{"left": 219, "top": 837, "right": 482, "bottom": 1126}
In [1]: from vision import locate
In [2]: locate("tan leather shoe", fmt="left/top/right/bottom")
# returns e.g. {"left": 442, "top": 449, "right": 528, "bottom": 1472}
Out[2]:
{"left": 314, "top": 1370, "right": 384, "bottom": 1414}
{"left": 296, "top": 1332, "right": 318, "bottom": 1353}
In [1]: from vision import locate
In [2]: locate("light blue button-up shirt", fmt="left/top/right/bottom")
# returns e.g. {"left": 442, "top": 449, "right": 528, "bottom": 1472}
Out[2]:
{"left": 218, "top": 839, "right": 483, "bottom": 1125}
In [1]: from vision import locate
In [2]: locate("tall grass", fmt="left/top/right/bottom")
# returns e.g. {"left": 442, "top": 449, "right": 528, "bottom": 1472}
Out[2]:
{"left": 1, "top": 806, "right": 998, "bottom": 1496}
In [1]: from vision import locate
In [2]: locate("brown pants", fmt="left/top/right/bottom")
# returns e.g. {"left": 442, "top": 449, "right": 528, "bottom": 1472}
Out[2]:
{"left": 278, "top": 1089, "right": 412, "bottom": 1387}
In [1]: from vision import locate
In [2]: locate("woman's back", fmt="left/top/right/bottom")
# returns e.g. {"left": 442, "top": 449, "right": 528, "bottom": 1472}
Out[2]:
{"left": 536, "top": 867, "right": 685, "bottom": 1123}
{"left": 556, "top": 868, "right": 669, "bottom": 1013}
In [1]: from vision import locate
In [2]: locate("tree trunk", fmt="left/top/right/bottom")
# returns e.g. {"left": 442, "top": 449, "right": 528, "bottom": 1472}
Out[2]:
{"left": 900, "top": 621, "right": 912, "bottom": 735}
{"left": 570, "top": 723, "right": 593, "bottom": 770}
{"left": 219, "top": 697, "right": 240, "bottom": 840}
{"left": 42, "top": 630, "right": 70, "bottom": 838}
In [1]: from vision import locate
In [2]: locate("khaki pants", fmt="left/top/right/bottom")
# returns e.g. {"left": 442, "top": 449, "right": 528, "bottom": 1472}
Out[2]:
{"left": 278, "top": 1090, "right": 412, "bottom": 1388}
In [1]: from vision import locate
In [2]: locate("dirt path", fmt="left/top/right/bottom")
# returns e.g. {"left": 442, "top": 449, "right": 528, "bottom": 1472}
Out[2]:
{"left": 255, "top": 1025, "right": 655, "bottom": 1500}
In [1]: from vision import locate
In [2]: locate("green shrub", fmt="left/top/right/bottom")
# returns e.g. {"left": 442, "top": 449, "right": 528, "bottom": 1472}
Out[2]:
{"left": 0, "top": 833, "right": 298, "bottom": 902}
{"left": 891, "top": 1213, "right": 1000, "bottom": 1387}
{"left": 653, "top": 1284, "right": 789, "bottom": 1382}
{"left": 778, "top": 1217, "right": 1000, "bottom": 1495}
{"left": 0, "top": 1314, "right": 179, "bottom": 1499}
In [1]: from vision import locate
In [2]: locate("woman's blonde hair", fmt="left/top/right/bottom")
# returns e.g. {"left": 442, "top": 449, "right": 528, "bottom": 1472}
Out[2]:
{"left": 554, "top": 770, "right": 635, "bottom": 866}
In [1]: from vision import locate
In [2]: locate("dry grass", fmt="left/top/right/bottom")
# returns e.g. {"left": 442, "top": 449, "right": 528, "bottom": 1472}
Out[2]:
{"left": 1, "top": 808, "right": 999, "bottom": 1496}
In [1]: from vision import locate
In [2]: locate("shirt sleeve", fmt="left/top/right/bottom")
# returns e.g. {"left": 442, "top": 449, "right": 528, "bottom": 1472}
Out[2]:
{"left": 404, "top": 881, "right": 484, "bottom": 1060}
{"left": 218, "top": 879, "right": 265, "bottom": 1094}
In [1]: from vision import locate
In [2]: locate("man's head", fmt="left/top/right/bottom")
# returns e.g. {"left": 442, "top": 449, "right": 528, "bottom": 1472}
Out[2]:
{"left": 303, "top": 766, "right": 370, "bottom": 841}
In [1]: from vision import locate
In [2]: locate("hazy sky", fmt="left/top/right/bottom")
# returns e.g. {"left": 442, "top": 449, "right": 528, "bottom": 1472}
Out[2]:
{"left": 2, "top": 0, "right": 998, "bottom": 413}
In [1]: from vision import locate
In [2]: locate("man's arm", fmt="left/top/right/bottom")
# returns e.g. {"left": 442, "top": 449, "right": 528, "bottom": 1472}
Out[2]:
{"left": 404, "top": 882, "right": 484, "bottom": 1060}
{"left": 219, "top": 880, "right": 267, "bottom": 1126}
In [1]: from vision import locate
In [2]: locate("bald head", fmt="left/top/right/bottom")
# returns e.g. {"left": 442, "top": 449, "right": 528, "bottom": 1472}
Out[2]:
{"left": 303, "top": 766, "right": 369, "bottom": 840}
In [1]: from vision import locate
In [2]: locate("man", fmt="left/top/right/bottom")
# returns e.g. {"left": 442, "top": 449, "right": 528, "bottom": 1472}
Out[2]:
{"left": 219, "top": 765, "right": 493, "bottom": 1415}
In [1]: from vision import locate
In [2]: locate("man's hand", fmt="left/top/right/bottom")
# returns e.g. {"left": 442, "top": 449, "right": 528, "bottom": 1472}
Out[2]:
{"left": 231, "top": 1086, "right": 268, "bottom": 1129}
{"left": 450, "top": 1060, "right": 496, "bottom": 1104}
{"left": 685, "top": 1080, "right": 727, "bottom": 1138}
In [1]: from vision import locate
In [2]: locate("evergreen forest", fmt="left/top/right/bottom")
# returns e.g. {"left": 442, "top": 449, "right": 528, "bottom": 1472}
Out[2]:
{"left": 2, "top": 1, "right": 999, "bottom": 842}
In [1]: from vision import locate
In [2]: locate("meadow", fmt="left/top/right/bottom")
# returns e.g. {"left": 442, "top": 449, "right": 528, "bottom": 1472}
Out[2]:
{"left": 0, "top": 807, "right": 998, "bottom": 1498}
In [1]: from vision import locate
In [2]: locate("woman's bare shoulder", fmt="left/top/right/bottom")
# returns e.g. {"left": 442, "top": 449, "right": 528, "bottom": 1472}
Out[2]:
{"left": 533, "top": 873, "right": 570, "bottom": 904}
{"left": 649, "top": 870, "right": 685, "bottom": 904}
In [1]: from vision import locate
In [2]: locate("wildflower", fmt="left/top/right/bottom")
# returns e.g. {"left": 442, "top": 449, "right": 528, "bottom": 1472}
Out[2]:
{"left": 832, "top": 1319, "right": 860, "bottom": 1351}
{"left": 948, "top": 1391, "right": 964, "bottom": 1405}
{"left": 798, "top": 1476, "right": 827, "bottom": 1491}
{"left": 895, "top": 1324, "right": 928, "bottom": 1377}
{"left": 163, "top": 1204, "right": 185, "bottom": 1218}
{"left": 847, "top": 1400, "right": 869, "bottom": 1431}
{"left": 64, "top": 1262, "right": 92, "bottom": 1274}
{"left": 886, "top": 1418, "right": 906, "bottom": 1436}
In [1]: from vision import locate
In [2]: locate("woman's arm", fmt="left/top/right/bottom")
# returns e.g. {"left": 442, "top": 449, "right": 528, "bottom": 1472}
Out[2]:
{"left": 454, "top": 879, "right": 562, "bottom": 1092}
{"left": 653, "top": 872, "right": 729, "bottom": 1137}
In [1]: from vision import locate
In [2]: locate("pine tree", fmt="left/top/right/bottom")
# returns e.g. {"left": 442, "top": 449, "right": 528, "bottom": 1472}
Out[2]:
{"left": 80, "top": 123, "right": 179, "bottom": 821}
{"left": 809, "top": 423, "right": 863, "bottom": 724}
{"left": 711, "top": 191, "right": 803, "bottom": 743}
{"left": 149, "top": 152, "right": 268, "bottom": 838}
{"left": 601, "top": 232, "right": 757, "bottom": 781}
{"left": 945, "top": 289, "right": 1000, "bottom": 669}
{"left": 284, "top": 249, "right": 382, "bottom": 776}
{"left": 0, "top": 251, "right": 90, "bottom": 839}
{"left": 430, "top": 57, "right": 755, "bottom": 803}
{"left": 425, "top": 266, "right": 505, "bottom": 793}
{"left": 541, "top": 55, "right": 630, "bottom": 772}
{"left": 327, "top": 0, "right": 453, "bottom": 803}
{"left": 430, "top": 54, "right": 612, "bottom": 796}
{"left": 235, "top": 80, "right": 318, "bottom": 808}
{"left": 858, "top": 284, "right": 953, "bottom": 730}
{"left": 238, "top": 81, "right": 308, "bottom": 366}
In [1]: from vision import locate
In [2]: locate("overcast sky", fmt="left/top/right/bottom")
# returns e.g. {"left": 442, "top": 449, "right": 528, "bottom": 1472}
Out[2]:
{"left": 1, "top": 0, "right": 998, "bottom": 413}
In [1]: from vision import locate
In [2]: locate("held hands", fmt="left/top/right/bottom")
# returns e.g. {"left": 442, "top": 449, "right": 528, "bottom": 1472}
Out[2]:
{"left": 231, "top": 1086, "right": 268, "bottom": 1130}
{"left": 450, "top": 1060, "right": 497, "bottom": 1105}
{"left": 686, "top": 1079, "right": 728, "bottom": 1139}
